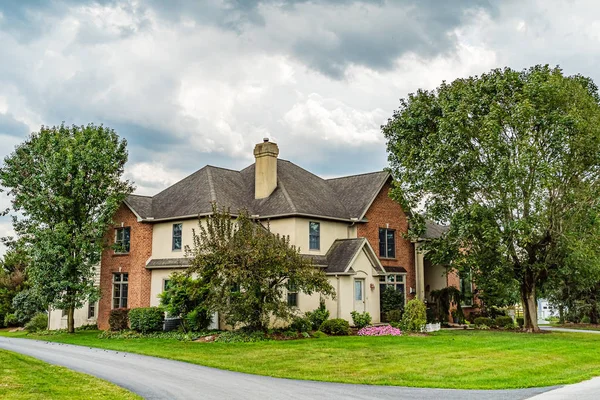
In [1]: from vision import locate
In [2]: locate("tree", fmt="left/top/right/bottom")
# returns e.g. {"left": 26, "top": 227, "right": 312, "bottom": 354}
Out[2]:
{"left": 186, "top": 206, "right": 335, "bottom": 331}
{"left": 0, "top": 124, "right": 133, "bottom": 333}
{"left": 0, "top": 240, "right": 30, "bottom": 327}
{"left": 159, "top": 272, "right": 213, "bottom": 332}
{"left": 383, "top": 65, "right": 600, "bottom": 332}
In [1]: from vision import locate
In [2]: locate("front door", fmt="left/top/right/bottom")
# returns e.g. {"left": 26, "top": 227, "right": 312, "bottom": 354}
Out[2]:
{"left": 354, "top": 279, "right": 365, "bottom": 312}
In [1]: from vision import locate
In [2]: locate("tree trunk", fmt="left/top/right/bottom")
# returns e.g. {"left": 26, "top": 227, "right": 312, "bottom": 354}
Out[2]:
{"left": 520, "top": 274, "right": 540, "bottom": 332}
{"left": 558, "top": 305, "right": 564, "bottom": 324}
{"left": 67, "top": 306, "right": 75, "bottom": 333}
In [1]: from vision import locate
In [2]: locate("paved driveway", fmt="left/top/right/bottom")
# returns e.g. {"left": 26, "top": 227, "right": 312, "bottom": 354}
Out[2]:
{"left": 0, "top": 337, "right": 560, "bottom": 400}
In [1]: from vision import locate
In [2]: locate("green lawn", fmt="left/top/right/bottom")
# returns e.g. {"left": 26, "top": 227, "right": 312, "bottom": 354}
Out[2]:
{"left": 0, "top": 349, "right": 140, "bottom": 400}
{"left": 3, "top": 329, "right": 600, "bottom": 389}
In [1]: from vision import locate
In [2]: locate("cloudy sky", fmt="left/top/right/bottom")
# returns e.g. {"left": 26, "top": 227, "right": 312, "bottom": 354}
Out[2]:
{"left": 0, "top": 0, "right": 598, "bottom": 255}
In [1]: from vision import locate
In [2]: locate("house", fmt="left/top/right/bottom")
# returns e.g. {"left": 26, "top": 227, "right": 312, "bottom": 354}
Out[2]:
{"left": 48, "top": 139, "right": 464, "bottom": 330}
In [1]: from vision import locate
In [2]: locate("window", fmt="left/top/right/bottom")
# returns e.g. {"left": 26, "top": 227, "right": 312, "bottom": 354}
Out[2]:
{"left": 460, "top": 270, "right": 473, "bottom": 306}
{"left": 354, "top": 280, "right": 363, "bottom": 301}
{"left": 88, "top": 302, "right": 96, "bottom": 319}
{"left": 112, "top": 273, "right": 128, "bottom": 308}
{"left": 287, "top": 282, "right": 298, "bottom": 307}
{"left": 172, "top": 223, "right": 182, "bottom": 251}
{"left": 379, "top": 274, "right": 406, "bottom": 303}
{"left": 379, "top": 228, "right": 395, "bottom": 258}
{"left": 309, "top": 222, "right": 320, "bottom": 250}
{"left": 115, "top": 227, "right": 131, "bottom": 253}
{"left": 163, "top": 279, "right": 171, "bottom": 292}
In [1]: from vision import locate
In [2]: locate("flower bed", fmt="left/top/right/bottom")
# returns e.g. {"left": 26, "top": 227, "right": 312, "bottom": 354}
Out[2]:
{"left": 357, "top": 324, "right": 402, "bottom": 336}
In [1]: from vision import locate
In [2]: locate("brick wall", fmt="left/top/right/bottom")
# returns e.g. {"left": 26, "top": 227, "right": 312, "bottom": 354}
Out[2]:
{"left": 357, "top": 181, "right": 416, "bottom": 301}
{"left": 97, "top": 204, "right": 153, "bottom": 330}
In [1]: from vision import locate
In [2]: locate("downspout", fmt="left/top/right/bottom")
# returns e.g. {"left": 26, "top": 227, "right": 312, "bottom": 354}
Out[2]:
{"left": 336, "top": 275, "right": 341, "bottom": 318}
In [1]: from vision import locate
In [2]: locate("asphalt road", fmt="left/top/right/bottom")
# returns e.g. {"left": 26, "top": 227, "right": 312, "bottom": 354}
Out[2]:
{"left": 0, "top": 337, "right": 557, "bottom": 400}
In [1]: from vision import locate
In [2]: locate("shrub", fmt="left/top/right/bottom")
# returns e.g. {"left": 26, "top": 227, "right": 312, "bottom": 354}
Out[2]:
{"left": 476, "top": 324, "right": 490, "bottom": 330}
{"left": 402, "top": 299, "right": 427, "bottom": 332}
{"left": 215, "top": 330, "right": 267, "bottom": 343}
{"left": 12, "top": 289, "right": 45, "bottom": 325}
{"left": 305, "top": 299, "right": 330, "bottom": 330}
{"left": 495, "top": 316, "right": 514, "bottom": 328}
{"left": 4, "top": 313, "right": 19, "bottom": 327}
{"left": 24, "top": 312, "right": 47, "bottom": 332}
{"left": 516, "top": 317, "right": 524, "bottom": 327}
{"left": 319, "top": 319, "right": 350, "bottom": 335}
{"left": 381, "top": 286, "right": 405, "bottom": 314}
{"left": 158, "top": 273, "right": 212, "bottom": 332}
{"left": 357, "top": 324, "right": 402, "bottom": 336}
{"left": 350, "top": 311, "right": 372, "bottom": 329}
{"left": 185, "top": 308, "right": 213, "bottom": 332}
{"left": 108, "top": 308, "right": 129, "bottom": 331}
{"left": 290, "top": 315, "right": 312, "bottom": 332}
{"left": 129, "top": 307, "right": 164, "bottom": 333}
{"left": 77, "top": 323, "right": 98, "bottom": 331}
{"left": 387, "top": 309, "right": 403, "bottom": 323}
{"left": 581, "top": 315, "right": 591, "bottom": 324}
{"left": 474, "top": 317, "right": 493, "bottom": 327}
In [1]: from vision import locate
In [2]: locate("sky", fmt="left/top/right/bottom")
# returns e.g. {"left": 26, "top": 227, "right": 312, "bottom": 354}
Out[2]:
{"left": 1, "top": 0, "right": 599, "bottom": 255}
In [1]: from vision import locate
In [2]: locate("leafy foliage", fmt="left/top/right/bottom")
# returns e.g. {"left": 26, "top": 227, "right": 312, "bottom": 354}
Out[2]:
{"left": 290, "top": 315, "right": 312, "bottom": 332}
{"left": 24, "top": 312, "right": 48, "bottom": 332}
{"left": 186, "top": 205, "right": 335, "bottom": 331}
{"left": 0, "top": 241, "right": 31, "bottom": 327}
{"left": 12, "top": 288, "right": 46, "bottom": 325}
{"left": 383, "top": 65, "right": 600, "bottom": 332}
{"left": 380, "top": 286, "right": 405, "bottom": 314}
{"left": 158, "top": 273, "right": 212, "bottom": 332}
{"left": 215, "top": 330, "right": 268, "bottom": 343}
{"left": 319, "top": 318, "right": 350, "bottom": 335}
{"left": 494, "top": 316, "right": 514, "bottom": 328}
{"left": 0, "top": 124, "right": 133, "bottom": 333}
{"left": 108, "top": 308, "right": 129, "bottom": 331}
{"left": 401, "top": 299, "right": 427, "bottom": 332}
{"left": 4, "top": 313, "right": 18, "bottom": 327}
{"left": 474, "top": 317, "right": 494, "bottom": 327}
{"left": 430, "top": 286, "right": 464, "bottom": 323}
{"left": 386, "top": 309, "right": 403, "bottom": 323}
{"left": 350, "top": 311, "right": 372, "bottom": 329}
{"left": 129, "top": 307, "right": 164, "bottom": 333}
{"left": 304, "top": 299, "right": 330, "bottom": 330}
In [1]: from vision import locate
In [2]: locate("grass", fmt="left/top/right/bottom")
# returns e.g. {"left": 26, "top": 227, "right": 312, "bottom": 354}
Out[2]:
{"left": 3, "top": 329, "right": 600, "bottom": 389}
{"left": 550, "top": 323, "right": 600, "bottom": 331}
{"left": 0, "top": 349, "right": 140, "bottom": 400}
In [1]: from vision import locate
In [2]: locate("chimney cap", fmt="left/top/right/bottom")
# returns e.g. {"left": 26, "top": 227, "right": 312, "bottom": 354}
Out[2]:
{"left": 263, "top": 137, "right": 269, "bottom": 142}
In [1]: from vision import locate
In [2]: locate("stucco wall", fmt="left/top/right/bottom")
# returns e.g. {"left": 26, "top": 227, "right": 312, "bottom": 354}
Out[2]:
{"left": 48, "top": 301, "right": 97, "bottom": 330}
{"left": 424, "top": 261, "right": 448, "bottom": 302}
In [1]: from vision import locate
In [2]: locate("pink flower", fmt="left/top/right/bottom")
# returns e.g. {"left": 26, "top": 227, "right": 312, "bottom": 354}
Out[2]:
{"left": 357, "top": 325, "right": 402, "bottom": 336}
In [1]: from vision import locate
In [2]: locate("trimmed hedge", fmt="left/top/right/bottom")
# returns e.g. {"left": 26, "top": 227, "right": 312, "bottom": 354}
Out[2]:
{"left": 319, "top": 319, "right": 350, "bottom": 335}
{"left": 474, "top": 317, "right": 493, "bottom": 327}
{"left": 108, "top": 308, "right": 130, "bottom": 331}
{"left": 129, "top": 307, "right": 165, "bottom": 333}
{"left": 495, "top": 316, "right": 514, "bottom": 328}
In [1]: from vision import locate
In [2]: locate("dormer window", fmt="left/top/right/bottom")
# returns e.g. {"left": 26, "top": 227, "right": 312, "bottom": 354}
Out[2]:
{"left": 172, "top": 223, "right": 182, "bottom": 251}
{"left": 309, "top": 221, "right": 320, "bottom": 250}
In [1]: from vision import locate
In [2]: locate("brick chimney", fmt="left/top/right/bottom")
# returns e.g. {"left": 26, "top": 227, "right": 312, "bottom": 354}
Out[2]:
{"left": 254, "top": 138, "right": 279, "bottom": 199}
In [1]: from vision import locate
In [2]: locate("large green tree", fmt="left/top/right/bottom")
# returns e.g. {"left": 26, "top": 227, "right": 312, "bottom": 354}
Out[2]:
{"left": 0, "top": 239, "right": 30, "bottom": 327}
{"left": 186, "top": 206, "right": 335, "bottom": 331}
{"left": 383, "top": 65, "right": 600, "bottom": 332}
{"left": 0, "top": 124, "right": 133, "bottom": 332}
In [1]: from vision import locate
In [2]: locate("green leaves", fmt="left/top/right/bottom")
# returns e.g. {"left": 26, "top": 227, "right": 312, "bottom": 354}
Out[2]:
{"left": 186, "top": 205, "right": 334, "bottom": 331}
{"left": 0, "top": 123, "right": 133, "bottom": 332}
{"left": 384, "top": 65, "right": 600, "bottom": 331}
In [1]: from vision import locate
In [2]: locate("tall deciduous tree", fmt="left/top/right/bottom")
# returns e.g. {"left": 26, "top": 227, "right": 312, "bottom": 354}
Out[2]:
{"left": 0, "top": 124, "right": 133, "bottom": 333}
{"left": 383, "top": 65, "right": 600, "bottom": 332}
{"left": 186, "top": 206, "right": 335, "bottom": 331}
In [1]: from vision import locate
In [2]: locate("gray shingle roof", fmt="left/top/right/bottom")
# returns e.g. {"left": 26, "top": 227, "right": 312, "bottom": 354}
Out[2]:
{"left": 125, "top": 159, "right": 391, "bottom": 222}
{"left": 421, "top": 220, "right": 450, "bottom": 239}
{"left": 304, "top": 238, "right": 385, "bottom": 275}
{"left": 146, "top": 258, "right": 190, "bottom": 269}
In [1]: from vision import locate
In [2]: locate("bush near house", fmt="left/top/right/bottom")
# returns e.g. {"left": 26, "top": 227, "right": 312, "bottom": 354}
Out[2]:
{"left": 494, "top": 316, "right": 515, "bottom": 329}
{"left": 350, "top": 311, "right": 372, "bottom": 329}
{"left": 290, "top": 315, "right": 312, "bottom": 332}
{"left": 474, "top": 317, "right": 494, "bottom": 327}
{"left": 402, "top": 299, "right": 427, "bottom": 332}
{"left": 108, "top": 308, "right": 129, "bottom": 331}
{"left": 304, "top": 299, "right": 330, "bottom": 330}
{"left": 24, "top": 312, "right": 48, "bottom": 332}
{"left": 387, "top": 309, "right": 403, "bottom": 323}
{"left": 129, "top": 307, "right": 164, "bottom": 333}
{"left": 319, "top": 319, "right": 350, "bottom": 335}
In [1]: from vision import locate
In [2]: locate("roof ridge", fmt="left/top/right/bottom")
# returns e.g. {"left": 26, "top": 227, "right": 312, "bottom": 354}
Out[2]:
{"left": 206, "top": 167, "right": 217, "bottom": 202}
{"left": 326, "top": 170, "right": 389, "bottom": 181}
{"left": 277, "top": 179, "right": 298, "bottom": 213}
{"left": 205, "top": 164, "right": 243, "bottom": 173}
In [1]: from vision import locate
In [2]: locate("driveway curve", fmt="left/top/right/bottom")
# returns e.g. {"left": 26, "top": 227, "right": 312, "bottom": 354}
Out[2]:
{"left": 0, "top": 337, "right": 555, "bottom": 400}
